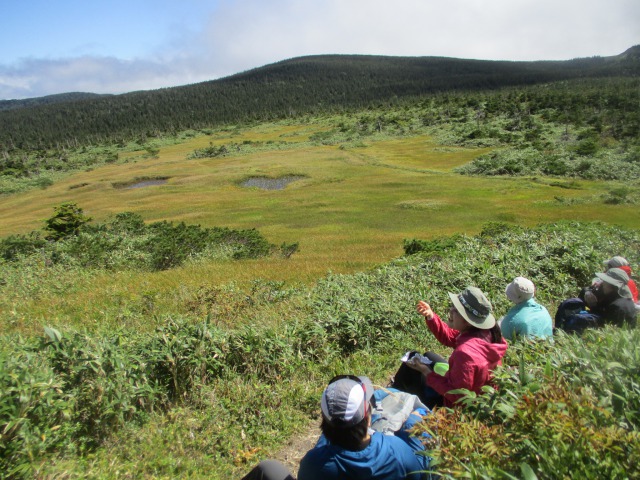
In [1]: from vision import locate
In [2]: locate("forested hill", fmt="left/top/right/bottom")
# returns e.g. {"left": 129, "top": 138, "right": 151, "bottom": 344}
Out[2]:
{"left": 2, "top": 46, "right": 639, "bottom": 150}
{"left": 0, "top": 92, "right": 108, "bottom": 112}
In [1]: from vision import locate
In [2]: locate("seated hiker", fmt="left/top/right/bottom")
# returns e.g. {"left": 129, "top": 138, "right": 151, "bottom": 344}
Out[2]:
{"left": 582, "top": 256, "right": 638, "bottom": 305}
{"left": 242, "top": 376, "right": 431, "bottom": 480}
{"left": 579, "top": 267, "right": 637, "bottom": 328}
{"left": 499, "top": 276, "right": 553, "bottom": 341}
{"left": 297, "top": 375, "right": 431, "bottom": 480}
{"left": 603, "top": 256, "right": 639, "bottom": 305}
{"left": 393, "top": 287, "right": 508, "bottom": 408}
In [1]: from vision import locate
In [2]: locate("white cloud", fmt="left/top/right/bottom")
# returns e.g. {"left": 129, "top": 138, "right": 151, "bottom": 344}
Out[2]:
{"left": 1, "top": 0, "right": 638, "bottom": 99}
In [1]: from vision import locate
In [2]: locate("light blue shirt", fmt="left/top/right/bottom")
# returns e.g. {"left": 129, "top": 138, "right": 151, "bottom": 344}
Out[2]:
{"left": 500, "top": 298, "right": 553, "bottom": 341}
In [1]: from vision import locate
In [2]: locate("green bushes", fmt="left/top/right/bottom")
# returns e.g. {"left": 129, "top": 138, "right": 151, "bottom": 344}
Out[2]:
{"left": 457, "top": 148, "right": 640, "bottom": 180}
{"left": 44, "top": 202, "right": 92, "bottom": 241}
{"left": 0, "top": 317, "right": 318, "bottom": 476}
{"left": 416, "top": 329, "right": 640, "bottom": 479}
{"left": 0, "top": 208, "right": 277, "bottom": 271}
{"left": 0, "top": 342, "right": 74, "bottom": 478}
{"left": 1, "top": 221, "right": 639, "bottom": 477}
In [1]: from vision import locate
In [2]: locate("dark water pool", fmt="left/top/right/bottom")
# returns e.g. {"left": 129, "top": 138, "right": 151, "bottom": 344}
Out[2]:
{"left": 240, "top": 175, "right": 305, "bottom": 190}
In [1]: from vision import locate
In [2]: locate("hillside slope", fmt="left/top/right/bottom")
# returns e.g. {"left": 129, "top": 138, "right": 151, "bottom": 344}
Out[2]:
{"left": 1, "top": 47, "right": 638, "bottom": 149}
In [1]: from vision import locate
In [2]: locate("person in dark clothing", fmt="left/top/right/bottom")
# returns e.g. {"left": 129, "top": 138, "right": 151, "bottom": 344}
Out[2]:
{"left": 580, "top": 267, "right": 637, "bottom": 327}
{"left": 241, "top": 460, "right": 296, "bottom": 480}
{"left": 603, "top": 256, "right": 638, "bottom": 303}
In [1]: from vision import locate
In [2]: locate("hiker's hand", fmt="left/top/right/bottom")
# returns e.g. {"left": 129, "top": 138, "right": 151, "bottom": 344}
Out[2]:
{"left": 417, "top": 301, "right": 434, "bottom": 321}
{"left": 407, "top": 356, "right": 432, "bottom": 375}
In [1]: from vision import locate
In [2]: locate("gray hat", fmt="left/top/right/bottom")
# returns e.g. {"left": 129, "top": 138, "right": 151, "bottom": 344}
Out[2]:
{"left": 321, "top": 375, "right": 375, "bottom": 427}
{"left": 603, "top": 256, "right": 629, "bottom": 269}
{"left": 595, "top": 268, "right": 633, "bottom": 299}
{"left": 505, "top": 277, "right": 535, "bottom": 304}
{"left": 449, "top": 286, "right": 496, "bottom": 329}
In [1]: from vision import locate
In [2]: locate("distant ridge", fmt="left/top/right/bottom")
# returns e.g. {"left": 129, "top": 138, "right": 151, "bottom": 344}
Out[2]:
{"left": 0, "top": 92, "right": 109, "bottom": 112}
{"left": 1, "top": 47, "right": 638, "bottom": 149}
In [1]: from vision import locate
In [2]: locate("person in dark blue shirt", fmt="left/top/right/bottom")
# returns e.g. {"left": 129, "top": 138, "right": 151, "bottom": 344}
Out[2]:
{"left": 298, "top": 375, "right": 430, "bottom": 480}
{"left": 242, "top": 375, "right": 431, "bottom": 480}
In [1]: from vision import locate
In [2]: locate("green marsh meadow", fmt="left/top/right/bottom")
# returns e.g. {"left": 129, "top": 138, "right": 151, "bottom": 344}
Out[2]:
{"left": 1, "top": 86, "right": 639, "bottom": 478}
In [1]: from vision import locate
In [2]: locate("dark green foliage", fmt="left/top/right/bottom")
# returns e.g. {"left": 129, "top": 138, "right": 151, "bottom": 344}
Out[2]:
{"left": 279, "top": 242, "right": 299, "bottom": 259}
{"left": 0, "top": 232, "right": 46, "bottom": 261}
{"left": 0, "top": 147, "right": 119, "bottom": 179}
{"left": 43, "top": 202, "right": 92, "bottom": 241}
{"left": 187, "top": 143, "right": 230, "bottom": 159}
{"left": 603, "top": 187, "right": 633, "bottom": 204}
{"left": 0, "top": 208, "right": 276, "bottom": 271}
{"left": 145, "top": 222, "right": 271, "bottom": 269}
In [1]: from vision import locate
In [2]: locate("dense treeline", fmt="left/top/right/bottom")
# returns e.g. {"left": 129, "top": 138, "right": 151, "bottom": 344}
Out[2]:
{"left": 1, "top": 47, "right": 638, "bottom": 150}
{"left": 0, "top": 92, "right": 108, "bottom": 112}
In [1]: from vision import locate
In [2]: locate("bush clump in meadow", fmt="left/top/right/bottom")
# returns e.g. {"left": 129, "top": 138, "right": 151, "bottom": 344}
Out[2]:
{"left": 0, "top": 204, "right": 278, "bottom": 271}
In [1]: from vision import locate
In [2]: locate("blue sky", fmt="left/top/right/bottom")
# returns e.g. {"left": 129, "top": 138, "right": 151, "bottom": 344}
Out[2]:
{"left": 1, "top": 0, "right": 638, "bottom": 100}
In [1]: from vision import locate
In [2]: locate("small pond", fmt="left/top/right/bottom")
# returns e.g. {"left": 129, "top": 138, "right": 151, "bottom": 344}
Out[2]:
{"left": 126, "top": 179, "right": 168, "bottom": 189}
{"left": 240, "top": 175, "right": 305, "bottom": 190}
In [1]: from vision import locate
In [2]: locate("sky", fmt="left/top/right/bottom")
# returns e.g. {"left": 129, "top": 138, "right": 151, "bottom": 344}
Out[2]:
{"left": 1, "top": 0, "right": 638, "bottom": 100}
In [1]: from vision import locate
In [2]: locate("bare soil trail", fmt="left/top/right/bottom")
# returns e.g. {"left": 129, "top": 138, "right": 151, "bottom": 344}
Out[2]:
{"left": 272, "top": 421, "right": 319, "bottom": 476}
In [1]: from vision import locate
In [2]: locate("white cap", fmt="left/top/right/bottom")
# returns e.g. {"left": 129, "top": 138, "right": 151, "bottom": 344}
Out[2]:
{"left": 505, "top": 277, "right": 535, "bottom": 304}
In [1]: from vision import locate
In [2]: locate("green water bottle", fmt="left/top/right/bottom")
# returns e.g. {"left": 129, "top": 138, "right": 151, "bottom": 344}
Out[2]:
{"left": 433, "top": 362, "right": 449, "bottom": 376}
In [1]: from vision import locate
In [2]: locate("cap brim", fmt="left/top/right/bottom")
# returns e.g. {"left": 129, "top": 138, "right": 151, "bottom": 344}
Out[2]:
{"left": 448, "top": 292, "right": 496, "bottom": 329}
{"left": 620, "top": 285, "right": 633, "bottom": 299}
{"left": 595, "top": 272, "right": 623, "bottom": 288}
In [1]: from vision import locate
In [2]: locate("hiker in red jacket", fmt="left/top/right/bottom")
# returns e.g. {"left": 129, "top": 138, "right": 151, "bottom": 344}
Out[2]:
{"left": 405, "top": 287, "right": 508, "bottom": 408}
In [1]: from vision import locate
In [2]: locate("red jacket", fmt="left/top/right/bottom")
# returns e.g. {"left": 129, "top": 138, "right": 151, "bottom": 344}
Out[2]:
{"left": 619, "top": 265, "right": 639, "bottom": 303}
{"left": 425, "top": 314, "right": 508, "bottom": 407}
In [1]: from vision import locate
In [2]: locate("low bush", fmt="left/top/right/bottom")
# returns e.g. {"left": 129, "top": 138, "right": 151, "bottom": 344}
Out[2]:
{"left": 1, "top": 221, "right": 638, "bottom": 477}
{"left": 416, "top": 329, "right": 640, "bottom": 479}
{"left": 0, "top": 209, "right": 276, "bottom": 271}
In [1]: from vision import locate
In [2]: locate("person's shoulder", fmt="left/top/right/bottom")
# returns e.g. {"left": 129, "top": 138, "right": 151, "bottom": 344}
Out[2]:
{"left": 610, "top": 296, "right": 636, "bottom": 309}
{"left": 370, "top": 433, "right": 421, "bottom": 458}
{"left": 299, "top": 436, "right": 332, "bottom": 465}
{"left": 298, "top": 441, "right": 336, "bottom": 480}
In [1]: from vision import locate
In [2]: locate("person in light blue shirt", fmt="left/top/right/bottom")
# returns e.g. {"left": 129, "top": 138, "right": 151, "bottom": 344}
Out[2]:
{"left": 500, "top": 277, "right": 553, "bottom": 341}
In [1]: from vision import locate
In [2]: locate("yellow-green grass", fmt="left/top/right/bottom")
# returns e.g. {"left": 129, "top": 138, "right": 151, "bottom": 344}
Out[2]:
{"left": 1, "top": 121, "right": 638, "bottom": 333}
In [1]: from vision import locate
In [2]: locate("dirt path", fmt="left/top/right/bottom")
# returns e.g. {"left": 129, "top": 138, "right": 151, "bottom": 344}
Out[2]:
{"left": 271, "top": 421, "right": 319, "bottom": 476}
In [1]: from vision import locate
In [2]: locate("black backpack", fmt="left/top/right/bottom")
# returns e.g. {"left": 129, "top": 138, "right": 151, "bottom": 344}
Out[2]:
{"left": 555, "top": 298, "right": 601, "bottom": 334}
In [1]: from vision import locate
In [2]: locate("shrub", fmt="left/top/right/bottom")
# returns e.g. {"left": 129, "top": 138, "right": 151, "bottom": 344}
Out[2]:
{"left": 44, "top": 202, "right": 92, "bottom": 241}
{"left": 416, "top": 329, "right": 640, "bottom": 479}
{"left": 1, "top": 208, "right": 278, "bottom": 272}
{"left": 0, "top": 232, "right": 46, "bottom": 261}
